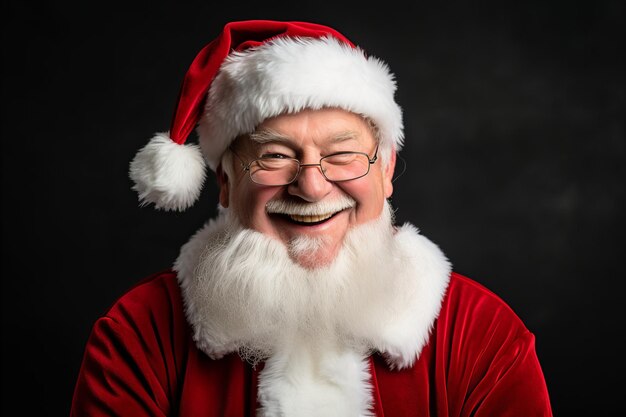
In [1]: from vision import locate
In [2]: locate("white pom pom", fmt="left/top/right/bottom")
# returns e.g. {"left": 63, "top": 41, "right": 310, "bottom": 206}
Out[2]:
{"left": 129, "top": 132, "right": 207, "bottom": 211}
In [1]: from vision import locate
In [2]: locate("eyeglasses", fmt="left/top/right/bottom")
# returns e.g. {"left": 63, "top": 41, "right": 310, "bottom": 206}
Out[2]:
{"left": 230, "top": 144, "right": 379, "bottom": 186}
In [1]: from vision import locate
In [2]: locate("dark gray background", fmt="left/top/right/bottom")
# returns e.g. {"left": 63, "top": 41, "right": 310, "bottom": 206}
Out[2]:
{"left": 2, "top": 1, "right": 624, "bottom": 415}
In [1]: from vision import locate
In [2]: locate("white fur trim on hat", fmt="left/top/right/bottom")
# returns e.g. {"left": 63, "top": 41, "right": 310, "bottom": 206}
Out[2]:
{"left": 197, "top": 36, "right": 404, "bottom": 171}
{"left": 129, "top": 132, "right": 207, "bottom": 211}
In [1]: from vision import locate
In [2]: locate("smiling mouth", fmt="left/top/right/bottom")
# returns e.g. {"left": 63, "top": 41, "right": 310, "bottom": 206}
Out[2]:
{"left": 271, "top": 211, "right": 339, "bottom": 226}
{"left": 266, "top": 197, "right": 356, "bottom": 226}
{"left": 288, "top": 213, "right": 334, "bottom": 223}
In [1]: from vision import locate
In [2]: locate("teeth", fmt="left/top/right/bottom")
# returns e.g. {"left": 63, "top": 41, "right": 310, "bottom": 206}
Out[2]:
{"left": 288, "top": 213, "right": 334, "bottom": 223}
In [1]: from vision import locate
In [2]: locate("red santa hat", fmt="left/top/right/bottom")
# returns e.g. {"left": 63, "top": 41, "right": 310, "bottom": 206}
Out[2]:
{"left": 129, "top": 20, "right": 404, "bottom": 211}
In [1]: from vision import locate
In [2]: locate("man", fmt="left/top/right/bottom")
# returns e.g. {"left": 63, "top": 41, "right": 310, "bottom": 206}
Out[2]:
{"left": 71, "top": 20, "right": 553, "bottom": 416}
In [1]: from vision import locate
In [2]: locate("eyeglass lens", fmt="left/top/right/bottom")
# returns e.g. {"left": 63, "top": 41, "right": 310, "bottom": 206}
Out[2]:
{"left": 249, "top": 153, "right": 371, "bottom": 185}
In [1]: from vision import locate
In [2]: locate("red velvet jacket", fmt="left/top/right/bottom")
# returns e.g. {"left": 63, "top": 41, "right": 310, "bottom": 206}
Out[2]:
{"left": 70, "top": 271, "right": 552, "bottom": 416}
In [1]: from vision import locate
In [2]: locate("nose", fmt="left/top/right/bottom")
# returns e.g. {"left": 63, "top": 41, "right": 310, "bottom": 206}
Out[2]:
{"left": 287, "top": 163, "right": 333, "bottom": 202}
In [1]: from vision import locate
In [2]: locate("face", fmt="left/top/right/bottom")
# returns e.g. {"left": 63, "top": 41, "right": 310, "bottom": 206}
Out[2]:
{"left": 218, "top": 108, "right": 396, "bottom": 268}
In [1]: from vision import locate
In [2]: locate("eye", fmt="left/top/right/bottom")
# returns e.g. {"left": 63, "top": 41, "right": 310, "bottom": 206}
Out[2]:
{"left": 324, "top": 152, "right": 360, "bottom": 165}
{"left": 260, "top": 153, "right": 290, "bottom": 159}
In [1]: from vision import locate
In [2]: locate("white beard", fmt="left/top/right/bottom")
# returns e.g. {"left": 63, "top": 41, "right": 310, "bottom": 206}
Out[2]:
{"left": 175, "top": 200, "right": 451, "bottom": 416}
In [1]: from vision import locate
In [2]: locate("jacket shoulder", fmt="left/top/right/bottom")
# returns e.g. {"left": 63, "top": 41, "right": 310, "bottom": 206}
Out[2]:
{"left": 102, "top": 270, "right": 186, "bottom": 328}
{"left": 443, "top": 271, "right": 530, "bottom": 333}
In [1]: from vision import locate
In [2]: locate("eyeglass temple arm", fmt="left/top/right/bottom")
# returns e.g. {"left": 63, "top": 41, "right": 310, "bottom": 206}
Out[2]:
{"left": 228, "top": 147, "right": 251, "bottom": 172}
{"left": 369, "top": 144, "right": 380, "bottom": 163}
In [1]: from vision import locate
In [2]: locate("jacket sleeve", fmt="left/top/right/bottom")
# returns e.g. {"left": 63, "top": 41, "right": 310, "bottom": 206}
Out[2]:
{"left": 440, "top": 274, "right": 553, "bottom": 417}
{"left": 469, "top": 330, "right": 553, "bottom": 417}
{"left": 70, "top": 275, "right": 184, "bottom": 417}
{"left": 70, "top": 316, "right": 172, "bottom": 417}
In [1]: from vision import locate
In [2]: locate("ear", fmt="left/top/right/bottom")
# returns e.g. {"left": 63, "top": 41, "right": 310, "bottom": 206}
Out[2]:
{"left": 383, "top": 148, "right": 397, "bottom": 198}
{"left": 216, "top": 164, "right": 230, "bottom": 208}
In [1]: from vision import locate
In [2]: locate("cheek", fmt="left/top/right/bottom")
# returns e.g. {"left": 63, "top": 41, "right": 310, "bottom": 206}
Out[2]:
{"left": 341, "top": 179, "right": 386, "bottom": 219}
{"left": 231, "top": 185, "right": 280, "bottom": 226}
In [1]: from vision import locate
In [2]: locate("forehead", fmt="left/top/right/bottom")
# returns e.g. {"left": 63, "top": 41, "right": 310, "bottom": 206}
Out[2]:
{"left": 236, "top": 108, "right": 376, "bottom": 150}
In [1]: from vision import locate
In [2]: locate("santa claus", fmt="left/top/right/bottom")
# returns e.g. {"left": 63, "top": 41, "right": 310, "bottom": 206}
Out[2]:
{"left": 70, "top": 20, "right": 553, "bottom": 416}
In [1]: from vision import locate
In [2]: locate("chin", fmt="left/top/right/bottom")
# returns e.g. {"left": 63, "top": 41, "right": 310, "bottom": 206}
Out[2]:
{"left": 293, "top": 251, "right": 334, "bottom": 270}
{"left": 287, "top": 233, "right": 343, "bottom": 269}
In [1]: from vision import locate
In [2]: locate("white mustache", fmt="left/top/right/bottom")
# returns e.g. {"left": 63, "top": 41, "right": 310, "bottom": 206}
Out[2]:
{"left": 265, "top": 195, "right": 356, "bottom": 216}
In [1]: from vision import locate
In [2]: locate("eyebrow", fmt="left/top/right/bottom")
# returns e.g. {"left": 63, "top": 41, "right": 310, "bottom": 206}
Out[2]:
{"left": 329, "top": 130, "right": 359, "bottom": 143}
{"left": 249, "top": 128, "right": 360, "bottom": 144}
{"left": 249, "top": 128, "right": 292, "bottom": 144}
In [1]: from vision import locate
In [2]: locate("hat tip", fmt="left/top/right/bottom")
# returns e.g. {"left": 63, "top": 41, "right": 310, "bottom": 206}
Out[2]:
{"left": 129, "top": 133, "right": 207, "bottom": 211}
